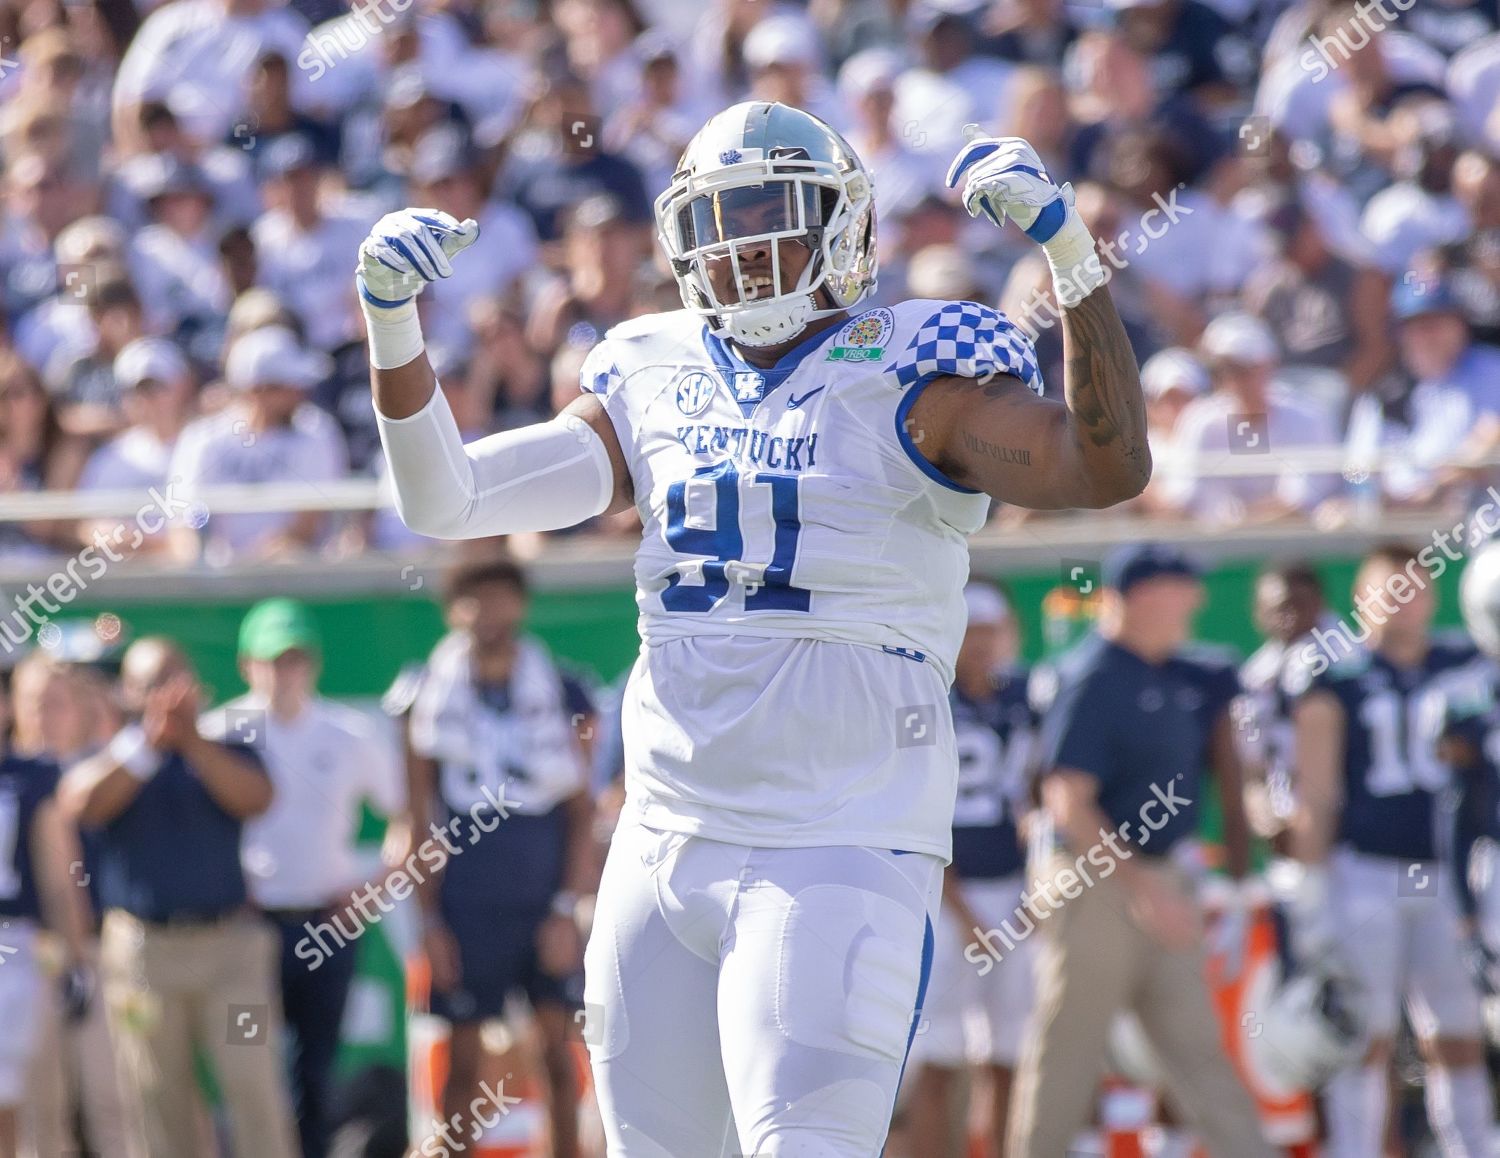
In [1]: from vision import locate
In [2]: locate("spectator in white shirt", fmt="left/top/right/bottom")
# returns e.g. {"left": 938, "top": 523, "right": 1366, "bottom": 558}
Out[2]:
{"left": 250, "top": 134, "right": 367, "bottom": 353}
{"left": 169, "top": 325, "right": 348, "bottom": 562}
{"left": 202, "top": 598, "right": 402, "bottom": 1158}
{"left": 837, "top": 48, "right": 930, "bottom": 225}
{"left": 895, "top": 5, "right": 1012, "bottom": 157}
{"left": 125, "top": 155, "right": 231, "bottom": 339}
{"left": 604, "top": 32, "right": 702, "bottom": 203}
{"left": 14, "top": 215, "right": 126, "bottom": 384}
{"left": 1370, "top": 276, "right": 1500, "bottom": 504}
{"left": 77, "top": 338, "right": 196, "bottom": 546}
{"left": 110, "top": 0, "right": 309, "bottom": 153}
{"left": 742, "top": 12, "right": 844, "bottom": 128}
{"left": 1160, "top": 312, "right": 1342, "bottom": 523}
{"left": 1360, "top": 100, "right": 1471, "bottom": 276}
{"left": 405, "top": 125, "right": 539, "bottom": 360}
{"left": 1135, "top": 346, "right": 1210, "bottom": 515}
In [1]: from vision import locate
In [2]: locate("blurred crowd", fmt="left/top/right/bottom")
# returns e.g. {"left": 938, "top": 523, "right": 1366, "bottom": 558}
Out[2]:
{"left": 1, "top": 0, "right": 1499, "bottom": 558}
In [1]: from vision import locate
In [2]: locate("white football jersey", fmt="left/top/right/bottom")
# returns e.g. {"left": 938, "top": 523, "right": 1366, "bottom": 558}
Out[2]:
{"left": 585, "top": 298, "right": 1042, "bottom": 857}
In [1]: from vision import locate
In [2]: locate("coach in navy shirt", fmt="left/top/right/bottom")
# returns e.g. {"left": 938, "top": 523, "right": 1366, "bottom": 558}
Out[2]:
{"left": 1008, "top": 544, "right": 1270, "bottom": 1158}
{"left": 59, "top": 638, "right": 300, "bottom": 1158}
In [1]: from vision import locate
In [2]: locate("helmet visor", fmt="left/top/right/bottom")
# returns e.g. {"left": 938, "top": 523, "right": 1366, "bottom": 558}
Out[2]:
{"left": 674, "top": 179, "right": 823, "bottom": 255}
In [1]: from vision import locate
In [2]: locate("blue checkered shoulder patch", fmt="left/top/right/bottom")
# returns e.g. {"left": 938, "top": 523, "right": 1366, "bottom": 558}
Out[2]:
{"left": 579, "top": 343, "right": 623, "bottom": 400}
{"left": 890, "top": 301, "right": 1042, "bottom": 395}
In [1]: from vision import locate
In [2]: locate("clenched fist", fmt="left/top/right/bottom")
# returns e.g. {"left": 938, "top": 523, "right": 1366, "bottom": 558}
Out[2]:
{"left": 356, "top": 208, "right": 480, "bottom": 308}
{"left": 945, "top": 136, "right": 1074, "bottom": 244}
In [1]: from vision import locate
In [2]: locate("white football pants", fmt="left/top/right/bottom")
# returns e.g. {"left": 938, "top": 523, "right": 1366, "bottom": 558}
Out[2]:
{"left": 583, "top": 820, "right": 942, "bottom": 1157}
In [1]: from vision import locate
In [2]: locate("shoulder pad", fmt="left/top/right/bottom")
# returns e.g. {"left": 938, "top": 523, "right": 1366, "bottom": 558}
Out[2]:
{"left": 888, "top": 298, "right": 1043, "bottom": 396}
{"left": 581, "top": 311, "right": 703, "bottom": 401}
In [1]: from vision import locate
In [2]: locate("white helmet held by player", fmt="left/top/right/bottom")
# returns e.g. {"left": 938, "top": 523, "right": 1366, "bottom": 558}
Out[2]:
{"left": 1246, "top": 962, "right": 1365, "bottom": 1091}
{"left": 655, "top": 101, "right": 877, "bottom": 348}
{"left": 1109, "top": 965, "right": 1363, "bottom": 1095}
{"left": 1461, "top": 537, "right": 1500, "bottom": 657}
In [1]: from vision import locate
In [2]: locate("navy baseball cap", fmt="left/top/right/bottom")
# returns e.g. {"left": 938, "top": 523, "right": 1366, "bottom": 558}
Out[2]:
{"left": 1391, "top": 275, "right": 1464, "bottom": 322}
{"left": 1103, "top": 542, "right": 1203, "bottom": 594}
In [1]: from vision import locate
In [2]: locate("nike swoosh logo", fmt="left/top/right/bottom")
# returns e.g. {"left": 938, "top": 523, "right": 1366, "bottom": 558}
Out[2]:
{"left": 787, "top": 387, "right": 825, "bottom": 409}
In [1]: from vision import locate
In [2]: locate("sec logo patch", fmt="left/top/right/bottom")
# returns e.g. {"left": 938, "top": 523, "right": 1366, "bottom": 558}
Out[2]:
{"left": 675, "top": 371, "right": 717, "bottom": 416}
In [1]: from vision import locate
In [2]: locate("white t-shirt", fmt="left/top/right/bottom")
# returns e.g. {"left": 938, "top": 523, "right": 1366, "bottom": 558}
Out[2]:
{"left": 128, "top": 225, "right": 231, "bottom": 333}
{"left": 418, "top": 202, "right": 538, "bottom": 358}
{"left": 252, "top": 208, "right": 368, "bottom": 351}
{"left": 1161, "top": 384, "right": 1342, "bottom": 519}
{"left": 204, "top": 696, "right": 403, "bottom": 909}
{"left": 112, "top": 0, "right": 309, "bottom": 145}
{"left": 169, "top": 400, "right": 348, "bottom": 555}
{"left": 79, "top": 427, "right": 176, "bottom": 493}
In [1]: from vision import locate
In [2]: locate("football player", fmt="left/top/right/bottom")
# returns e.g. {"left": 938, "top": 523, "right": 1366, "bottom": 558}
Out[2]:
{"left": 360, "top": 102, "right": 1148, "bottom": 1155}
{"left": 1430, "top": 541, "right": 1500, "bottom": 1036}
{"left": 1283, "top": 543, "right": 1493, "bottom": 1157}
{"left": 1238, "top": 561, "right": 1329, "bottom": 843}
{"left": 0, "top": 736, "right": 91, "bottom": 1158}
{"left": 905, "top": 582, "right": 1034, "bottom": 1158}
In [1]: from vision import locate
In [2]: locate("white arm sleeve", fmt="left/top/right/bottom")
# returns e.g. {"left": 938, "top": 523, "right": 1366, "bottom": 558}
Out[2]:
{"left": 376, "top": 386, "right": 616, "bottom": 539}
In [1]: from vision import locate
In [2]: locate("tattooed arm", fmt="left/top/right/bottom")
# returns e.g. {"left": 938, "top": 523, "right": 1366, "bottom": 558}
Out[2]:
{"left": 904, "top": 283, "right": 1150, "bottom": 509}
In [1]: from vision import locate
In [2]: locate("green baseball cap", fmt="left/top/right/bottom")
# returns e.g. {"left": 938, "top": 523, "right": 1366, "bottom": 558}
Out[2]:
{"left": 238, "top": 598, "right": 320, "bottom": 660}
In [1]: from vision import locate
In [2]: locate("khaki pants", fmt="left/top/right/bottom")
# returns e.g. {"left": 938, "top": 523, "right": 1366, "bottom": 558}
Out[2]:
{"left": 23, "top": 942, "right": 144, "bottom": 1158}
{"left": 1006, "top": 856, "right": 1273, "bottom": 1158}
{"left": 100, "top": 910, "right": 301, "bottom": 1158}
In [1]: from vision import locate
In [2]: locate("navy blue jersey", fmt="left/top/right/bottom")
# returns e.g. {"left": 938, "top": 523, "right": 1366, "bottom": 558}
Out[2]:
{"left": 93, "top": 742, "right": 265, "bottom": 921}
{"left": 1290, "top": 635, "right": 1476, "bottom": 861}
{"left": 949, "top": 668, "right": 1034, "bottom": 881}
{"left": 435, "top": 672, "right": 593, "bottom": 913}
{"left": 1032, "top": 636, "right": 1239, "bottom": 855}
{"left": 1425, "top": 654, "right": 1500, "bottom": 917}
{"left": 0, "top": 755, "right": 61, "bottom": 921}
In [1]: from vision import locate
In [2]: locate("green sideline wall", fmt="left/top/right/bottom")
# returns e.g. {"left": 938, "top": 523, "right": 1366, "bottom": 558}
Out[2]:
{"left": 58, "top": 554, "right": 1464, "bottom": 698}
{"left": 49, "top": 552, "right": 1465, "bottom": 1078}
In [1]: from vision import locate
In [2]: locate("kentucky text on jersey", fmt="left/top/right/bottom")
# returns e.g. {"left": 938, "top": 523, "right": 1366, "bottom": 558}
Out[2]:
{"left": 673, "top": 425, "right": 820, "bottom": 470}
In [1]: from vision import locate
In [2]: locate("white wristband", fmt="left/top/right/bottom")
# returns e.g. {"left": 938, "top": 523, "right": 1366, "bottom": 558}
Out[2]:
{"left": 1042, "top": 208, "right": 1107, "bottom": 309}
{"left": 110, "top": 724, "right": 163, "bottom": 782}
{"left": 360, "top": 296, "right": 425, "bottom": 370}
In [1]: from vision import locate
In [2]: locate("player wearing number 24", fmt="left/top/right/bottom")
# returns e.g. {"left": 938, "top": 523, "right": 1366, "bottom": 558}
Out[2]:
{"left": 360, "top": 102, "right": 1148, "bottom": 1156}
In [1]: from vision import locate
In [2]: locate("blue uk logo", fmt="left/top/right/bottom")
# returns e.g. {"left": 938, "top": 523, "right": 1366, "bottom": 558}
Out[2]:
{"left": 719, "top": 148, "right": 743, "bottom": 165}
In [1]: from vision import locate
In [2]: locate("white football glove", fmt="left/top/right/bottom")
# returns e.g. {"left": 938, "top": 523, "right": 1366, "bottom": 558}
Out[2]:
{"left": 946, "top": 136, "right": 1104, "bottom": 308}
{"left": 945, "top": 136, "right": 1073, "bottom": 243}
{"left": 356, "top": 208, "right": 480, "bottom": 308}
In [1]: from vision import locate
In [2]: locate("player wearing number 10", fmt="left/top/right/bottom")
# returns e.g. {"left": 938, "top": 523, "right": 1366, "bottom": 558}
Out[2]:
{"left": 360, "top": 102, "right": 1148, "bottom": 1155}
{"left": 1284, "top": 543, "right": 1494, "bottom": 1157}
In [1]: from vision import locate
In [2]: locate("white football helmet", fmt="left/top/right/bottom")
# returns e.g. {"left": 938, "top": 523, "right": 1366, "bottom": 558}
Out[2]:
{"left": 1246, "top": 963, "right": 1365, "bottom": 1091}
{"left": 655, "top": 101, "right": 877, "bottom": 348}
{"left": 1462, "top": 538, "right": 1500, "bottom": 658}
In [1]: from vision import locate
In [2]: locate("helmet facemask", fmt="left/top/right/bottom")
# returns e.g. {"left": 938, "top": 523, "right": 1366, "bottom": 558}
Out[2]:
{"left": 657, "top": 152, "right": 876, "bottom": 348}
